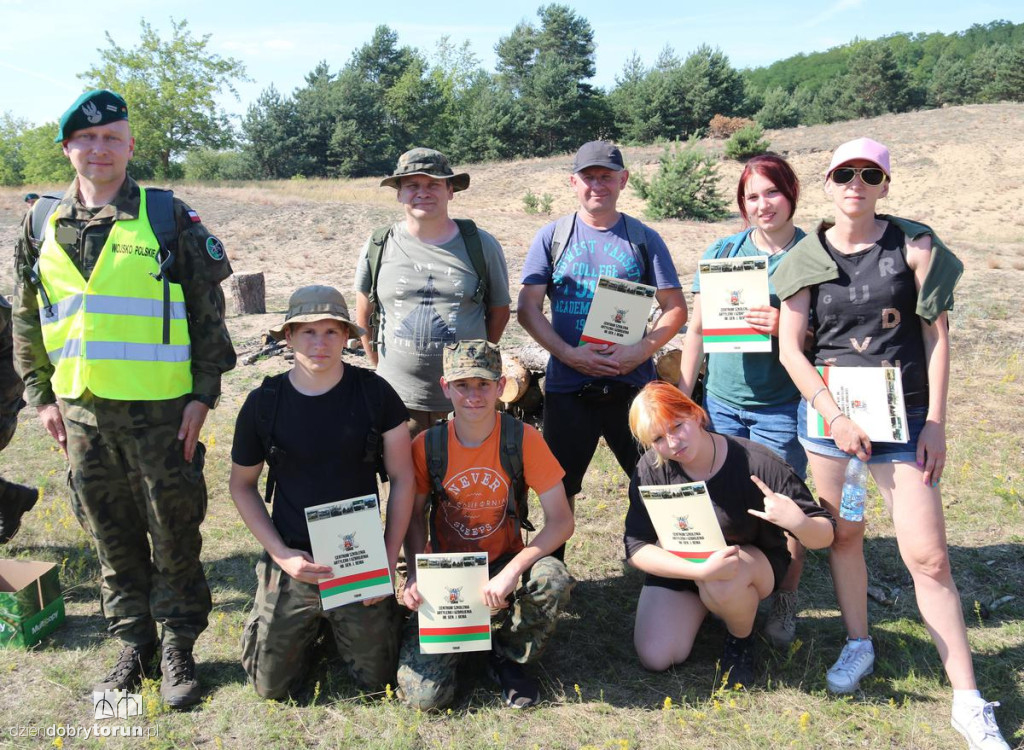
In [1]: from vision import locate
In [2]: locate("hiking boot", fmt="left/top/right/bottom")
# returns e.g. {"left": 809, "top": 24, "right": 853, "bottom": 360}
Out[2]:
{"left": 160, "top": 646, "right": 201, "bottom": 709}
{"left": 825, "top": 638, "right": 874, "bottom": 694}
{"left": 0, "top": 483, "right": 39, "bottom": 544}
{"left": 93, "top": 642, "right": 157, "bottom": 693}
{"left": 487, "top": 653, "right": 539, "bottom": 709}
{"left": 764, "top": 590, "right": 798, "bottom": 648}
{"left": 720, "top": 633, "right": 756, "bottom": 689}
{"left": 951, "top": 700, "right": 1011, "bottom": 750}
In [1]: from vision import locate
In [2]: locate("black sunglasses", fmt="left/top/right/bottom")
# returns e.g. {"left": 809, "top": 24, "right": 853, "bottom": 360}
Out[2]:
{"left": 831, "top": 167, "right": 887, "bottom": 186}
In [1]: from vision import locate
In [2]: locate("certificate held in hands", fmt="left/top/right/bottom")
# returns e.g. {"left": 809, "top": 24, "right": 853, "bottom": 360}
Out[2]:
{"left": 415, "top": 552, "right": 491, "bottom": 654}
{"left": 580, "top": 275, "right": 656, "bottom": 347}
{"left": 304, "top": 494, "right": 393, "bottom": 610}
{"left": 807, "top": 366, "right": 908, "bottom": 443}
{"left": 698, "top": 256, "right": 771, "bottom": 353}
{"left": 639, "top": 482, "right": 727, "bottom": 563}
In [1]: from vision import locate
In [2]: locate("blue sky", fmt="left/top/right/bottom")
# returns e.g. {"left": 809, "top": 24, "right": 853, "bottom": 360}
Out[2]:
{"left": 2, "top": 0, "right": 1021, "bottom": 127}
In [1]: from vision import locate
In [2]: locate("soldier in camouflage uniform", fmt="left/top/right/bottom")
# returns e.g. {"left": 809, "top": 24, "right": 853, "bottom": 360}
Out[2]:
{"left": 399, "top": 340, "right": 574, "bottom": 710}
{"left": 12, "top": 90, "right": 235, "bottom": 708}
{"left": 230, "top": 286, "right": 414, "bottom": 699}
{"left": 0, "top": 296, "right": 39, "bottom": 544}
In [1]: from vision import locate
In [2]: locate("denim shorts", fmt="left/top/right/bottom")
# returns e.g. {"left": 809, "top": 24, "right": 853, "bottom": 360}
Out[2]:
{"left": 797, "top": 399, "right": 926, "bottom": 464}
{"left": 703, "top": 393, "right": 806, "bottom": 480}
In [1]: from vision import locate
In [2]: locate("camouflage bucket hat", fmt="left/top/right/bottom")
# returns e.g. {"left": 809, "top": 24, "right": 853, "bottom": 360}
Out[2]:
{"left": 443, "top": 339, "right": 502, "bottom": 381}
{"left": 268, "top": 285, "right": 366, "bottom": 341}
{"left": 379, "top": 147, "right": 470, "bottom": 192}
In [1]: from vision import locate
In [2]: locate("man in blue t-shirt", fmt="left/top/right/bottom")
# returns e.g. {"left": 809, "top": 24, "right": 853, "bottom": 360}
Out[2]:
{"left": 518, "top": 141, "right": 687, "bottom": 561}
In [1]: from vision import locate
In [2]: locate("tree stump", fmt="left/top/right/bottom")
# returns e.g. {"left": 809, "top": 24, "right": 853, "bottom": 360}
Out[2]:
{"left": 228, "top": 272, "right": 266, "bottom": 315}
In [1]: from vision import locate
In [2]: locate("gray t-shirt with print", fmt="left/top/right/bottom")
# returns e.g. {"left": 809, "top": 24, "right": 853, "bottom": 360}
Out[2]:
{"left": 354, "top": 221, "right": 511, "bottom": 411}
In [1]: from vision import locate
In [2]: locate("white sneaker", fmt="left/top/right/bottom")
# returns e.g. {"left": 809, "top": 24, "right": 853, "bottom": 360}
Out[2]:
{"left": 825, "top": 639, "right": 874, "bottom": 694}
{"left": 951, "top": 700, "right": 1011, "bottom": 750}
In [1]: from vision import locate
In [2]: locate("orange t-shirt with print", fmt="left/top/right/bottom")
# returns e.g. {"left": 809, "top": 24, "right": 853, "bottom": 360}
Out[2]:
{"left": 412, "top": 416, "right": 565, "bottom": 562}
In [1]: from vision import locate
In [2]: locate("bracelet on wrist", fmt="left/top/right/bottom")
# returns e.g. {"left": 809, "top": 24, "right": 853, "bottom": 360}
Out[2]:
{"left": 809, "top": 386, "right": 828, "bottom": 411}
{"left": 827, "top": 412, "right": 846, "bottom": 429}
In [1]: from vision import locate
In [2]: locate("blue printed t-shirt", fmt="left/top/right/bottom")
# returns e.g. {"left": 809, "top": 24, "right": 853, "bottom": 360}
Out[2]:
{"left": 691, "top": 229, "right": 805, "bottom": 408}
{"left": 521, "top": 214, "right": 681, "bottom": 393}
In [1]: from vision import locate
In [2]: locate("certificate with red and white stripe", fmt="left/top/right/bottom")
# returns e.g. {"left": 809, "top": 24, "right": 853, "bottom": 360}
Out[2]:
{"left": 415, "top": 552, "right": 491, "bottom": 654}
{"left": 304, "top": 494, "right": 393, "bottom": 610}
{"left": 698, "top": 256, "right": 771, "bottom": 353}
{"left": 639, "top": 482, "right": 726, "bottom": 564}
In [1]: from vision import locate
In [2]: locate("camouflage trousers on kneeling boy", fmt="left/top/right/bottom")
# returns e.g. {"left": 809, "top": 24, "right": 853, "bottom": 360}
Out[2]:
{"left": 397, "top": 554, "right": 574, "bottom": 710}
{"left": 242, "top": 552, "right": 400, "bottom": 700}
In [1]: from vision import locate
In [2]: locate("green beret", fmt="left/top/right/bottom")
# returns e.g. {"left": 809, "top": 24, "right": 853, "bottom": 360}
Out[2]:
{"left": 55, "top": 90, "right": 129, "bottom": 143}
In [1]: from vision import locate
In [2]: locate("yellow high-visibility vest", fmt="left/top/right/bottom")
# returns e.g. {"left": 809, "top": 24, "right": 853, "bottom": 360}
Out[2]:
{"left": 35, "top": 189, "right": 192, "bottom": 400}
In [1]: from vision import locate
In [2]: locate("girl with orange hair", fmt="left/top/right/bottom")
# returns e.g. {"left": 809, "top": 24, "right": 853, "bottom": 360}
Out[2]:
{"left": 624, "top": 382, "right": 834, "bottom": 686}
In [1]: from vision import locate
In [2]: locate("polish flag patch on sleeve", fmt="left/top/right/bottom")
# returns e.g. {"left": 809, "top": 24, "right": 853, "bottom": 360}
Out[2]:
{"left": 187, "top": 210, "right": 202, "bottom": 223}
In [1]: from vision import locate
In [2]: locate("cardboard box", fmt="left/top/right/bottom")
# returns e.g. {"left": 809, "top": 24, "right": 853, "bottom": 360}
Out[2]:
{"left": 0, "top": 560, "right": 65, "bottom": 648}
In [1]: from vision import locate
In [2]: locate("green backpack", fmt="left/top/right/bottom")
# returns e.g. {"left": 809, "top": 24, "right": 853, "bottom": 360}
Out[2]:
{"left": 365, "top": 218, "right": 488, "bottom": 349}
{"left": 424, "top": 412, "right": 535, "bottom": 543}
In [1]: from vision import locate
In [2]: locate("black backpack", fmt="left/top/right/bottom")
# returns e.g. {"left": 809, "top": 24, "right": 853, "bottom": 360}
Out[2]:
{"left": 253, "top": 367, "right": 388, "bottom": 505}
{"left": 424, "top": 412, "right": 535, "bottom": 540}
{"left": 546, "top": 211, "right": 654, "bottom": 286}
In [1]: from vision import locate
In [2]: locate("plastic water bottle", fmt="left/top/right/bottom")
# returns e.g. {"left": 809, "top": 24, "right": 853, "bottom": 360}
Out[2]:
{"left": 839, "top": 458, "right": 868, "bottom": 522}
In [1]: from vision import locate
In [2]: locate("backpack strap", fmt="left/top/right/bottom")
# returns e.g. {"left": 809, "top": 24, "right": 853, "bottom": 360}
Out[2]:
{"left": 547, "top": 213, "right": 578, "bottom": 279}
{"left": 365, "top": 225, "right": 393, "bottom": 351}
{"left": 714, "top": 228, "right": 755, "bottom": 260}
{"left": 424, "top": 420, "right": 449, "bottom": 552}
{"left": 28, "top": 194, "right": 63, "bottom": 252}
{"left": 497, "top": 412, "right": 534, "bottom": 534}
{"left": 353, "top": 366, "right": 388, "bottom": 483}
{"left": 254, "top": 373, "right": 287, "bottom": 505}
{"left": 453, "top": 218, "right": 488, "bottom": 308}
{"left": 143, "top": 188, "right": 179, "bottom": 346}
{"left": 621, "top": 213, "right": 652, "bottom": 285}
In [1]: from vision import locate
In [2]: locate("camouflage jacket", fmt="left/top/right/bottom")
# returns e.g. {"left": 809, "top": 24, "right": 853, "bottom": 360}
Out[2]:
{"left": 12, "top": 176, "right": 237, "bottom": 427}
{"left": 0, "top": 298, "right": 26, "bottom": 435}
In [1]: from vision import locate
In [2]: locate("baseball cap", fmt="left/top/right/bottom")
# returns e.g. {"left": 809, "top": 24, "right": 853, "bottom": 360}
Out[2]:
{"left": 379, "top": 148, "right": 470, "bottom": 191}
{"left": 442, "top": 340, "right": 502, "bottom": 381}
{"left": 23, "top": 193, "right": 39, "bottom": 202}
{"left": 573, "top": 141, "right": 625, "bottom": 173}
{"left": 268, "top": 285, "right": 366, "bottom": 341}
{"left": 55, "top": 90, "right": 129, "bottom": 143}
{"left": 826, "top": 137, "right": 891, "bottom": 178}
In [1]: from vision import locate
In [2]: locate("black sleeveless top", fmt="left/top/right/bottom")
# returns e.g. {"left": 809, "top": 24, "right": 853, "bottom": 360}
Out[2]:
{"left": 809, "top": 221, "right": 928, "bottom": 407}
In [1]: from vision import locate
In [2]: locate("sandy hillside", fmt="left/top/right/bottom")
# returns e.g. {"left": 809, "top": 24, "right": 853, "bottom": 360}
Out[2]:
{"left": 2, "top": 102, "right": 1022, "bottom": 355}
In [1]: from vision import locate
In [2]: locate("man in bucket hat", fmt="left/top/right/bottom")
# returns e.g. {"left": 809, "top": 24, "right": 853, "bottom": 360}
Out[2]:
{"left": 11, "top": 88, "right": 235, "bottom": 707}
{"left": 354, "top": 148, "right": 511, "bottom": 435}
{"left": 518, "top": 140, "right": 687, "bottom": 562}
{"left": 230, "top": 285, "right": 415, "bottom": 700}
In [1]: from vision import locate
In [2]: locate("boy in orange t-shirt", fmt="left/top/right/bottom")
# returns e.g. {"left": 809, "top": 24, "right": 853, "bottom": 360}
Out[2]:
{"left": 399, "top": 340, "right": 575, "bottom": 710}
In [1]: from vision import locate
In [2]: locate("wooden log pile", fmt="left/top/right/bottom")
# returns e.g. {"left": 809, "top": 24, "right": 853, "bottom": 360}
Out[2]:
{"left": 498, "top": 336, "right": 685, "bottom": 427}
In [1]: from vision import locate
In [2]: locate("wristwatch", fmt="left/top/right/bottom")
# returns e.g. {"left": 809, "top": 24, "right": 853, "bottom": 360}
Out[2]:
{"left": 189, "top": 393, "right": 221, "bottom": 409}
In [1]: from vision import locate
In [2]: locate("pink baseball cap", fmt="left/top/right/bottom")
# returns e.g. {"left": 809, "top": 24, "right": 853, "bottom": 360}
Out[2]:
{"left": 826, "top": 137, "right": 891, "bottom": 178}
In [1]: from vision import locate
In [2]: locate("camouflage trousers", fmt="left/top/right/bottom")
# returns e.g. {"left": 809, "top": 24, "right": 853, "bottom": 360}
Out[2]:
{"left": 0, "top": 418, "right": 17, "bottom": 497}
{"left": 241, "top": 553, "right": 401, "bottom": 700}
{"left": 64, "top": 416, "right": 211, "bottom": 649}
{"left": 397, "top": 554, "right": 574, "bottom": 710}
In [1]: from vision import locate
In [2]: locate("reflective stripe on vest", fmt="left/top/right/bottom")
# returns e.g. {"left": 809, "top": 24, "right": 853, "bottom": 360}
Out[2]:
{"left": 35, "top": 189, "right": 192, "bottom": 400}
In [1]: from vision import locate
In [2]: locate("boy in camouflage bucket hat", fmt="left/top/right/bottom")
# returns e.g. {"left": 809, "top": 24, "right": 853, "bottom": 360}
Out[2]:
{"left": 398, "top": 339, "right": 575, "bottom": 710}
{"left": 229, "top": 285, "right": 415, "bottom": 700}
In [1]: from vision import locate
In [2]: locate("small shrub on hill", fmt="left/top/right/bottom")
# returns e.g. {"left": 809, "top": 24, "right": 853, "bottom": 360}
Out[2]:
{"left": 632, "top": 137, "right": 729, "bottom": 222}
{"left": 724, "top": 124, "right": 771, "bottom": 161}
{"left": 708, "top": 114, "right": 754, "bottom": 138}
